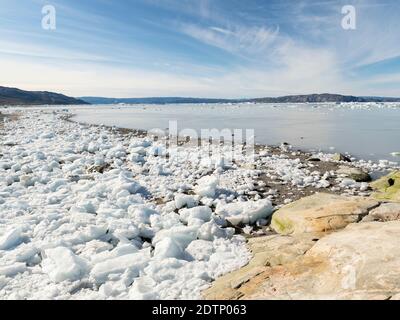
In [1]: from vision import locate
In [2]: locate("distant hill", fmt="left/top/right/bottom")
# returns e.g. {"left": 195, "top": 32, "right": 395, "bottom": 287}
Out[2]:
{"left": 80, "top": 97, "right": 236, "bottom": 105}
{"left": 249, "top": 93, "right": 400, "bottom": 103}
{"left": 81, "top": 93, "right": 400, "bottom": 105}
{"left": 0, "top": 86, "right": 88, "bottom": 105}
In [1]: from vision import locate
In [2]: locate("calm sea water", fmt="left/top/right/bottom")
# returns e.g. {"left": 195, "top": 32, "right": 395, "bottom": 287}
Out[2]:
{"left": 73, "top": 103, "right": 400, "bottom": 163}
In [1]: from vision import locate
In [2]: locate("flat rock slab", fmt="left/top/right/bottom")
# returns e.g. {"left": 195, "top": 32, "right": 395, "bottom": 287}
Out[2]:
{"left": 247, "top": 221, "right": 400, "bottom": 300}
{"left": 371, "top": 171, "right": 400, "bottom": 202}
{"left": 363, "top": 203, "right": 400, "bottom": 222}
{"left": 271, "top": 193, "right": 379, "bottom": 235}
{"left": 203, "top": 233, "right": 318, "bottom": 300}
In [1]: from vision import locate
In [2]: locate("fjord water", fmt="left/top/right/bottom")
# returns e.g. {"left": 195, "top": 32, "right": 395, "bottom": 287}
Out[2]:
{"left": 73, "top": 103, "right": 400, "bottom": 163}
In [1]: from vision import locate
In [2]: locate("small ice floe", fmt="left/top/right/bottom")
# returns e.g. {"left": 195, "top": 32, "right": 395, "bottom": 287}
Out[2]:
{"left": 316, "top": 180, "right": 331, "bottom": 189}
{"left": 359, "top": 182, "right": 369, "bottom": 192}
{"left": 194, "top": 176, "right": 219, "bottom": 198}
{"left": 0, "top": 228, "right": 25, "bottom": 251}
{"left": 242, "top": 226, "right": 253, "bottom": 235}
{"left": 174, "top": 194, "right": 198, "bottom": 209}
{"left": 340, "top": 178, "right": 357, "bottom": 188}
{"left": 215, "top": 199, "right": 274, "bottom": 226}
{"left": 90, "top": 249, "right": 151, "bottom": 284}
{"left": 41, "top": 247, "right": 89, "bottom": 283}
{"left": 153, "top": 238, "right": 184, "bottom": 260}
{"left": 0, "top": 263, "right": 27, "bottom": 278}
{"left": 185, "top": 240, "right": 214, "bottom": 261}
{"left": 179, "top": 206, "right": 212, "bottom": 224}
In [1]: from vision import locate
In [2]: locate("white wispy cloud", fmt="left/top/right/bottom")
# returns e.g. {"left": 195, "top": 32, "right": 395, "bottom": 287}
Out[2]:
{"left": 0, "top": 43, "right": 348, "bottom": 99}
{"left": 180, "top": 24, "right": 279, "bottom": 56}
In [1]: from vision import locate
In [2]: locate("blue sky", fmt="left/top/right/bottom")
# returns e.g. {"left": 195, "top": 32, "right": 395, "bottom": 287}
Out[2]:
{"left": 1, "top": 0, "right": 400, "bottom": 98}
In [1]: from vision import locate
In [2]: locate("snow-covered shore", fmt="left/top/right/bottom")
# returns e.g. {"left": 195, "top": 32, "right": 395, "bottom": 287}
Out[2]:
{"left": 0, "top": 109, "right": 271, "bottom": 299}
{"left": 0, "top": 108, "right": 398, "bottom": 300}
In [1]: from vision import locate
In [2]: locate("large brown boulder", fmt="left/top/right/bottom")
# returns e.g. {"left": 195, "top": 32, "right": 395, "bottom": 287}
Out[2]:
{"left": 271, "top": 193, "right": 379, "bottom": 235}
{"left": 248, "top": 221, "right": 400, "bottom": 300}
{"left": 336, "top": 166, "right": 371, "bottom": 182}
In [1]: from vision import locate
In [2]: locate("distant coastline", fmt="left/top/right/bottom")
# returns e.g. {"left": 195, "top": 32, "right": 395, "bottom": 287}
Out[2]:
{"left": 81, "top": 93, "right": 400, "bottom": 105}
{"left": 2, "top": 85, "right": 400, "bottom": 106}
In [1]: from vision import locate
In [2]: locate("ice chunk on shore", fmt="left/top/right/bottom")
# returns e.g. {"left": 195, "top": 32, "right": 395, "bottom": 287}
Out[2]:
{"left": 90, "top": 243, "right": 139, "bottom": 264}
{"left": 152, "top": 226, "right": 198, "bottom": 249}
{"left": 316, "top": 180, "right": 331, "bottom": 188}
{"left": 216, "top": 199, "right": 274, "bottom": 226}
{"left": 42, "top": 247, "right": 89, "bottom": 283}
{"left": 0, "top": 228, "right": 24, "bottom": 250}
{"left": 6, "top": 244, "right": 39, "bottom": 263}
{"left": 107, "top": 145, "right": 126, "bottom": 159}
{"left": 194, "top": 176, "right": 219, "bottom": 198}
{"left": 186, "top": 240, "right": 214, "bottom": 261}
{"left": 128, "top": 205, "right": 158, "bottom": 225}
{"left": 48, "top": 179, "right": 68, "bottom": 192}
{"left": 179, "top": 206, "right": 212, "bottom": 224}
{"left": 148, "top": 145, "right": 166, "bottom": 157}
{"left": 0, "top": 263, "right": 27, "bottom": 277}
{"left": 153, "top": 238, "right": 184, "bottom": 260}
{"left": 340, "top": 178, "right": 357, "bottom": 188}
{"left": 197, "top": 221, "right": 234, "bottom": 241}
{"left": 175, "top": 194, "right": 198, "bottom": 209}
{"left": 90, "top": 250, "right": 150, "bottom": 284}
{"left": 129, "top": 276, "right": 159, "bottom": 300}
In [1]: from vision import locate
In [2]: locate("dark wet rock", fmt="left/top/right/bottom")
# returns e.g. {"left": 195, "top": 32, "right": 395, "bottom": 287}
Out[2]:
{"left": 332, "top": 153, "right": 352, "bottom": 162}
{"left": 336, "top": 166, "right": 371, "bottom": 182}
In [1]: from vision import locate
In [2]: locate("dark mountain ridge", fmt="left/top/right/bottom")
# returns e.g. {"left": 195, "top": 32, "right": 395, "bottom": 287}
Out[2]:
{"left": 0, "top": 86, "right": 88, "bottom": 105}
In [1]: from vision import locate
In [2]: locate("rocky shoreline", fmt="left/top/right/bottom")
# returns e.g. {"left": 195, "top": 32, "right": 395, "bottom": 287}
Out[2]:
{"left": 204, "top": 173, "right": 400, "bottom": 300}
{"left": 68, "top": 112, "right": 397, "bottom": 238}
